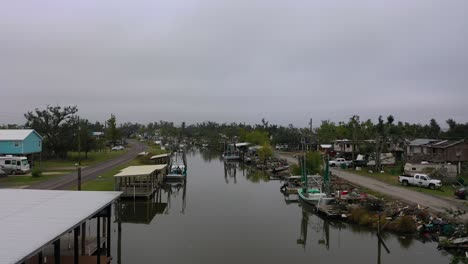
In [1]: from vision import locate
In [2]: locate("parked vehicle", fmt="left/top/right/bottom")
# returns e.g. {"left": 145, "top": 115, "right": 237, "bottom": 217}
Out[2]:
{"left": 111, "top": 145, "right": 125, "bottom": 151}
{"left": 0, "top": 165, "right": 14, "bottom": 175}
{"left": 329, "top": 158, "right": 352, "bottom": 167}
{"left": 398, "top": 173, "right": 442, "bottom": 190}
{"left": 0, "top": 156, "right": 30, "bottom": 174}
{"left": 455, "top": 188, "right": 466, "bottom": 199}
{"left": 275, "top": 144, "right": 288, "bottom": 151}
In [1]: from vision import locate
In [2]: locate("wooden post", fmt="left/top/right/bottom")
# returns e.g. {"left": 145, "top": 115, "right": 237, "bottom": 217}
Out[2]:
{"left": 54, "top": 239, "right": 61, "bottom": 264}
{"left": 81, "top": 222, "right": 86, "bottom": 256}
{"left": 97, "top": 217, "right": 101, "bottom": 264}
{"left": 107, "top": 205, "right": 111, "bottom": 257}
{"left": 74, "top": 226, "right": 79, "bottom": 264}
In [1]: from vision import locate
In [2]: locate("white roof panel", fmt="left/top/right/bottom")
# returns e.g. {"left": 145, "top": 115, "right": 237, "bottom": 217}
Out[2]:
{"left": 0, "top": 189, "right": 121, "bottom": 264}
{"left": 150, "top": 153, "right": 170, "bottom": 160}
{"left": 0, "top": 129, "right": 37, "bottom": 141}
{"left": 114, "top": 165, "right": 167, "bottom": 177}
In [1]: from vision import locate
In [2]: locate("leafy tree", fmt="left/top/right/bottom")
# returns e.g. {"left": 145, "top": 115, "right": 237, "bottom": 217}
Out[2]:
{"left": 257, "top": 143, "right": 273, "bottom": 164}
{"left": 304, "top": 151, "right": 323, "bottom": 175}
{"left": 106, "top": 114, "right": 121, "bottom": 146}
{"left": 245, "top": 130, "right": 270, "bottom": 145}
{"left": 374, "top": 115, "right": 394, "bottom": 170}
{"left": 76, "top": 119, "right": 96, "bottom": 159}
{"left": 24, "top": 105, "right": 78, "bottom": 158}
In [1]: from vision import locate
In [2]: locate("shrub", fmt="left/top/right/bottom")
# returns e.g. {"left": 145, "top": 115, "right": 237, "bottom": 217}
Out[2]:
{"left": 31, "top": 168, "right": 42, "bottom": 178}
{"left": 387, "top": 216, "right": 416, "bottom": 233}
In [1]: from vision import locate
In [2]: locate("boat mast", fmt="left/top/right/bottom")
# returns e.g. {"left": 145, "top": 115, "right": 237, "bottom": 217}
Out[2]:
{"left": 301, "top": 137, "right": 308, "bottom": 193}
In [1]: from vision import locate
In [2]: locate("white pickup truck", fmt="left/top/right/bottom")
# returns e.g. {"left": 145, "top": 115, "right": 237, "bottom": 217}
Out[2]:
{"left": 329, "top": 158, "right": 352, "bottom": 167}
{"left": 398, "top": 173, "right": 442, "bottom": 190}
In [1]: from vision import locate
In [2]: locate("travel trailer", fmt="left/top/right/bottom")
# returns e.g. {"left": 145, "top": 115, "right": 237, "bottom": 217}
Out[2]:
{"left": 0, "top": 156, "right": 30, "bottom": 174}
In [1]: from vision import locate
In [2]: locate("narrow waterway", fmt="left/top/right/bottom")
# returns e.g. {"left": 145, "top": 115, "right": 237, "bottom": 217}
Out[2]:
{"left": 112, "top": 149, "right": 456, "bottom": 263}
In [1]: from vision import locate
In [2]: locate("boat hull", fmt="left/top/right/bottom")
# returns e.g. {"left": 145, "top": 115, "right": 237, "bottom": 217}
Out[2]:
{"left": 298, "top": 189, "right": 334, "bottom": 205}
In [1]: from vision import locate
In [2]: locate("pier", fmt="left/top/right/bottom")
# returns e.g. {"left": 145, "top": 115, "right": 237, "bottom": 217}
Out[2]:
{"left": 114, "top": 165, "right": 167, "bottom": 198}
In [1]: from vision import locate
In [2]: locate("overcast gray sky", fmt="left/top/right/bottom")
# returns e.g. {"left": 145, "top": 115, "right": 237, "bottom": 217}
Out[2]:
{"left": 1, "top": 0, "right": 467, "bottom": 127}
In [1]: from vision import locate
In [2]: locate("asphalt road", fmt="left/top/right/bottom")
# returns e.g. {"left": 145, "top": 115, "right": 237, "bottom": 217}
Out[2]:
{"left": 27, "top": 140, "right": 147, "bottom": 190}
{"left": 275, "top": 151, "right": 468, "bottom": 219}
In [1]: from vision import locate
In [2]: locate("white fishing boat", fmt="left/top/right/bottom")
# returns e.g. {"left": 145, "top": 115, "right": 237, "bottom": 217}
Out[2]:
{"left": 166, "top": 152, "right": 187, "bottom": 181}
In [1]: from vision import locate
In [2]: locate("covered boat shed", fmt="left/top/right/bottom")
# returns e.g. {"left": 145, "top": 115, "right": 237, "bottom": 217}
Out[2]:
{"left": 114, "top": 165, "right": 167, "bottom": 198}
{"left": 150, "top": 153, "right": 170, "bottom": 165}
{"left": 0, "top": 189, "right": 121, "bottom": 264}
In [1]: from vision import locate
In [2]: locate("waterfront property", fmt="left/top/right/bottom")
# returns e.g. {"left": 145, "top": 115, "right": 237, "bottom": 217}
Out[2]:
{"left": 0, "top": 189, "right": 121, "bottom": 264}
{"left": 114, "top": 164, "right": 167, "bottom": 198}
{"left": 0, "top": 129, "right": 42, "bottom": 155}
{"left": 150, "top": 153, "right": 171, "bottom": 165}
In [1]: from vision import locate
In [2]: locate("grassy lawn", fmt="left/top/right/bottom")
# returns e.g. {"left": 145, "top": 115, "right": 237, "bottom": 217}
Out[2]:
{"left": 78, "top": 159, "right": 141, "bottom": 191}
{"left": 0, "top": 149, "right": 129, "bottom": 188}
{"left": 349, "top": 169, "right": 456, "bottom": 198}
{"left": 0, "top": 174, "right": 65, "bottom": 188}
{"left": 40, "top": 150, "right": 129, "bottom": 170}
{"left": 147, "top": 143, "right": 166, "bottom": 155}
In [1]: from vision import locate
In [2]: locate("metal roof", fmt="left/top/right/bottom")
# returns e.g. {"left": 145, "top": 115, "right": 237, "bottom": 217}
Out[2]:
{"left": 0, "top": 189, "right": 121, "bottom": 264}
{"left": 114, "top": 165, "right": 167, "bottom": 177}
{"left": 0, "top": 129, "right": 42, "bottom": 141}
{"left": 150, "top": 153, "right": 170, "bottom": 160}
{"left": 409, "top": 138, "right": 438, "bottom": 146}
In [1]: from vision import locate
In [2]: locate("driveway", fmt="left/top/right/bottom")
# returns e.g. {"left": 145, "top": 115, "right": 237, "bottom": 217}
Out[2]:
{"left": 26, "top": 140, "right": 147, "bottom": 190}
{"left": 275, "top": 151, "right": 468, "bottom": 219}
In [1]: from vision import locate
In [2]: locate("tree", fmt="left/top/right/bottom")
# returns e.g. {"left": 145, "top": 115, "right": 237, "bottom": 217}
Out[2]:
{"left": 106, "top": 114, "right": 121, "bottom": 146}
{"left": 245, "top": 130, "right": 270, "bottom": 145}
{"left": 257, "top": 143, "right": 273, "bottom": 164}
{"left": 348, "top": 115, "right": 361, "bottom": 161}
{"left": 374, "top": 115, "right": 394, "bottom": 170}
{"left": 24, "top": 105, "right": 78, "bottom": 158}
{"left": 427, "top": 119, "right": 441, "bottom": 139}
{"left": 76, "top": 119, "right": 96, "bottom": 159}
{"left": 300, "top": 151, "right": 323, "bottom": 175}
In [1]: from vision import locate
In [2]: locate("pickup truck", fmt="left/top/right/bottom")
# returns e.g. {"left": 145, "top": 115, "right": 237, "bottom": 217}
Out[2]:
{"left": 329, "top": 158, "right": 352, "bottom": 167}
{"left": 398, "top": 173, "right": 442, "bottom": 190}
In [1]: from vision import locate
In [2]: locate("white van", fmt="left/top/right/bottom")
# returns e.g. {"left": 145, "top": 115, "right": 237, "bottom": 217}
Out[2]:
{"left": 0, "top": 156, "right": 30, "bottom": 174}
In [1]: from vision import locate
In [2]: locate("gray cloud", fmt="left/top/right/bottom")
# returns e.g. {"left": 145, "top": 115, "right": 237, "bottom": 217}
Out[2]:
{"left": 1, "top": 0, "right": 467, "bottom": 126}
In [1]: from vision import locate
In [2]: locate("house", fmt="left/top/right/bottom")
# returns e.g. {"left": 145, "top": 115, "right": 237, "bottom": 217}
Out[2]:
{"left": 407, "top": 139, "right": 468, "bottom": 163}
{"left": 406, "top": 138, "right": 438, "bottom": 158}
{"left": 0, "top": 129, "right": 42, "bottom": 155}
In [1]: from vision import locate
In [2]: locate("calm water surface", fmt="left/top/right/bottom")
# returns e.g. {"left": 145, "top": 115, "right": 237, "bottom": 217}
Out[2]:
{"left": 111, "top": 149, "right": 456, "bottom": 263}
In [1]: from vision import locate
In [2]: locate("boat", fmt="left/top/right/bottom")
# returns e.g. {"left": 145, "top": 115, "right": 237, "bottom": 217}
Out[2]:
{"left": 281, "top": 175, "right": 321, "bottom": 194}
{"left": 298, "top": 188, "right": 334, "bottom": 205}
{"left": 272, "top": 165, "right": 290, "bottom": 173}
{"left": 222, "top": 143, "right": 241, "bottom": 160}
{"left": 297, "top": 147, "right": 334, "bottom": 205}
{"left": 166, "top": 152, "right": 187, "bottom": 181}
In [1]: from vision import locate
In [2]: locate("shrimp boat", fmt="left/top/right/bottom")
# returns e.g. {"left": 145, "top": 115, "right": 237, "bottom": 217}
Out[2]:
{"left": 297, "top": 152, "right": 334, "bottom": 205}
{"left": 166, "top": 152, "right": 187, "bottom": 181}
{"left": 222, "top": 143, "right": 241, "bottom": 160}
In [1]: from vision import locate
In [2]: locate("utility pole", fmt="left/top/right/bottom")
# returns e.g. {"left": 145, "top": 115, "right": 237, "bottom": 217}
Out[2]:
{"left": 77, "top": 117, "right": 82, "bottom": 191}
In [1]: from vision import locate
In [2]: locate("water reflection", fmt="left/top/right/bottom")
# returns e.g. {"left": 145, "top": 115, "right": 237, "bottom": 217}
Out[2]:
{"left": 224, "top": 161, "right": 239, "bottom": 184}
{"left": 297, "top": 202, "right": 331, "bottom": 250}
{"left": 199, "top": 148, "right": 222, "bottom": 162}
{"left": 163, "top": 181, "right": 188, "bottom": 214}
{"left": 245, "top": 168, "right": 270, "bottom": 183}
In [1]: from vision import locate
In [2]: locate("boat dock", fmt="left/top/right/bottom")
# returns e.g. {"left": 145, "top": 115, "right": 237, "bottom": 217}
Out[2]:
{"left": 114, "top": 164, "right": 167, "bottom": 198}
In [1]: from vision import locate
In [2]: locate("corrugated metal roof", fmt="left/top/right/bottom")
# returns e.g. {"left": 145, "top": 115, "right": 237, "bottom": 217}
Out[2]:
{"left": 431, "top": 139, "right": 464, "bottom": 149}
{"left": 150, "top": 153, "right": 170, "bottom": 159}
{"left": 114, "top": 165, "right": 167, "bottom": 177}
{"left": 0, "top": 129, "right": 41, "bottom": 141}
{"left": 409, "top": 138, "right": 438, "bottom": 146}
{"left": 0, "top": 189, "right": 121, "bottom": 264}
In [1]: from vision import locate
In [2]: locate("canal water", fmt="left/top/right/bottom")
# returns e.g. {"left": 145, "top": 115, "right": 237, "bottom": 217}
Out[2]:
{"left": 112, "top": 149, "right": 456, "bottom": 263}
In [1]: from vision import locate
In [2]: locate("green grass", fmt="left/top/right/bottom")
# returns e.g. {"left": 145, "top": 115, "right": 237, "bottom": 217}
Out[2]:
{"left": 348, "top": 169, "right": 455, "bottom": 198}
{"left": 41, "top": 150, "right": 129, "bottom": 170}
{"left": 0, "top": 150, "right": 129, "bottom": 188}
{"left": 147, "top": 143, "right": 166, "bottom": 155}
{"left": 78, "top": 159, "right": 141, "bottom": 191}
{"left": 0, "top": 174, "right": 64, "bottom": 187}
